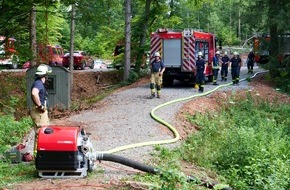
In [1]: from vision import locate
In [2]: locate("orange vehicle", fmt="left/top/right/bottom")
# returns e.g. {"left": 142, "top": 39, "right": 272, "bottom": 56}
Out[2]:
{"left": 0, "top": 36, "right": 18, "bottom": 69}
{"left": 23, "top": 44, "right": 64, "bottom": 69}
{"left": 253, "top": 34, "right": 290, "bottom": 64}
{"left": 37, "top": 44, "right": 64, "bottom": 66}
{"left": 150, "top": 28, "right": 215, "bottom": 86}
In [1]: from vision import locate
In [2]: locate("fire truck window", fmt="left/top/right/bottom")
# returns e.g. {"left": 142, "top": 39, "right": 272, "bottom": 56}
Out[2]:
{"left": 52, "top": 48, "right": 57, "bottom": 55}
{"left": 57, "top": 48, "right": 63, "bottom": 55}
{"left": 204, "top": 42, "right": 208, "bottom": 50}
{"left": 199, "top": 43, "right": 203, "bottom": 49}
{"left": 45, "top": 47, "right": 50, "bottom": 56}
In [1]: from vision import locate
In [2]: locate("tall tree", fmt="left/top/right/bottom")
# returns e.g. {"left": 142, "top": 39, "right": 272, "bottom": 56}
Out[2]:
{"left": 30, "top": 4, "right": 37, "bottom": 66}
{"left": 124, "top": 0, "right": 131, "bottom": 81}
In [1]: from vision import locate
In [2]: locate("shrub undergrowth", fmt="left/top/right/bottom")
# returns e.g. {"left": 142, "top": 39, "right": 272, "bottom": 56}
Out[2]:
{"left": 182, "top": 93, "right": 290, "bottom": 189}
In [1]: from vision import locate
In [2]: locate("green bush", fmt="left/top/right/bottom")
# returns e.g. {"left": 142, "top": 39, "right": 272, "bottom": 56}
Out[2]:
{"left": 0, "top": 115, "right": 32, "bottom": 154}
{"left": 181, "top": 93, "right": 290, "bottom": 189}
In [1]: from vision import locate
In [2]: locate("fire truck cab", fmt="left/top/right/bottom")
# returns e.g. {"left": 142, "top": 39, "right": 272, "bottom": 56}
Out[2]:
{"left": 0, "top": 36, "right": 18, "bottom": 69}
{"left": 150, "top": 28, "right": 215, "bottom": 86}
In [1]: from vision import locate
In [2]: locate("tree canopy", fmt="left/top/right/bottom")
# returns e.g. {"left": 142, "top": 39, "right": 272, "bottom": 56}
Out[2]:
{"left": 0, "top": 0, "right": 289, "bottom": 88}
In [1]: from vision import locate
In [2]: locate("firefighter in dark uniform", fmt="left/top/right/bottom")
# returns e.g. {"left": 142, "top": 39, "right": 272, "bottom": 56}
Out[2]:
{"left": 31, "top": 64, "right": 52, "bottom": 155}
{"left": 150, "top": 52, "right": 165, "bottom": 98}
{"left": 31, "top": 64, "right": 52, "bottom": 127}
{"left": 212, "top": 51, "right": 221, "bottom": 85}
{"left": 221, "top": 51, "right": 230, "bottom": 81}
{"left": 247, "top": 50, "right": 255, "bottom": 73}
{"left": 195, "top": 51, "right": 206, "bottom": 93}
{"left": 230, "top": 52, "right": 242, "bottom": 85}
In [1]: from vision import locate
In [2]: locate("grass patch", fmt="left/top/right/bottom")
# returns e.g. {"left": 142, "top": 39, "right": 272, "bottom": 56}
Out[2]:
{"left": 0, "top": 161, "right": 36, "bottom": 188}
{"left": 181, "top": 93, "right": 290, "bottom": 189}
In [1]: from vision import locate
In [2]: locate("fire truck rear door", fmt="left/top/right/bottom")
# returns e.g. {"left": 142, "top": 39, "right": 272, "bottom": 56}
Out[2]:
{"left": 163, "top": 39, "right": 181, "bottom": 67}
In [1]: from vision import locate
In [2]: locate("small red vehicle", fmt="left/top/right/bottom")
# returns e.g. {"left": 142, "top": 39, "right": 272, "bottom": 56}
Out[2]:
{"left": 22, "top": 44, "right": 64, "bottom": 69}
{"left": 38, "top": 44, "right": 64, "bottom": 66}
{"left": 62, "top": 51, "right": 93, "bottom": 70}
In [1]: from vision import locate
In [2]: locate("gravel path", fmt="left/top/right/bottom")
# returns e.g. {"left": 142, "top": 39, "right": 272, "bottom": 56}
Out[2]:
{"left": 61, "top": 66, "right": 263, "bottom": 173}
{"left": 25, "top": 65, "right": 265, "bottom": 181}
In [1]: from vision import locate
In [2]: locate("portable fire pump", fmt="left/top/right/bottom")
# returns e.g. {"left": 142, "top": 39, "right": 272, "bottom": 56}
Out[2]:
{"left": 150, "top": 28, "right": 216, "bottom": 85}
{"left": 32, "top": 126, "right": 231, "bottom": 189}
{"left": 35, "top": 125, "right": 157, "bottom": 178}
{"left": 35, "top": 126, "right": 96, "bottom": 178}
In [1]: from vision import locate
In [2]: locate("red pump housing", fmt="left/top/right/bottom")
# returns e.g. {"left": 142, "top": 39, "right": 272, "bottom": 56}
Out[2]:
{"left": 37, "top": 126, "right": 79, "bottom": 152}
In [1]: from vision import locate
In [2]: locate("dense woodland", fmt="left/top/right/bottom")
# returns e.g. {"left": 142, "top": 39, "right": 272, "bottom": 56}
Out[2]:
{"left": 0, "top": 0, "right": 289, "bottom": 85}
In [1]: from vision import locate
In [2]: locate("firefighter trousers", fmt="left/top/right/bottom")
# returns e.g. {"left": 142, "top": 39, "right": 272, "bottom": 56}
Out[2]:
{"left": 247, "top": 60, "right": 254, "bottom": 73}
{"left": 231, "top": 67, "right": 240, "bottom": 84}
{"left": 213, "top": 69, "right": 219, "bottom": 84}
{"left": 150, "top": 72, "right": 162, "bottom": 96}
{"left": 221, "top": 66, "right": 228, "bottom": 81}
{"left": 196, "top": 73, "right": 205, "bottom": 92}
{"left": 30, "top": 106, "right": 50, "bottom": 128}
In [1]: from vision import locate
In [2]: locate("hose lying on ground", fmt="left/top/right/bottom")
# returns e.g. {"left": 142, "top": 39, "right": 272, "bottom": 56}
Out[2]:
{"left": 97, "top": 71, "right": 269, "bottom": 190}
{"left": 96, "top": 153, "right": 232, "bottom": 190}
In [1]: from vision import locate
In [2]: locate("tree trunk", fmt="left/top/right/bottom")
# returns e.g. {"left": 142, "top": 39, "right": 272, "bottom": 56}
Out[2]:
{"left": 30, "top": 4, "right": 37, "bottom": 67}
{"left": 70, "top": 3, "right": 75, "bottom": 89}
{"left": 124, "top": 0, "right": 131, "bottom": 81}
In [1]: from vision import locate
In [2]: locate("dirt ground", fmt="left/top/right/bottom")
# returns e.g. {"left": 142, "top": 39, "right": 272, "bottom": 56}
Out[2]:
{"left": 2, "top": 70, "right": 290, "bottom": 190}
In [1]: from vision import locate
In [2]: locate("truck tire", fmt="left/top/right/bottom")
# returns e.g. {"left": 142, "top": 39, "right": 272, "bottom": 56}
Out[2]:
{"left": 163, "top": 77, "right": 174, "bottom": 87}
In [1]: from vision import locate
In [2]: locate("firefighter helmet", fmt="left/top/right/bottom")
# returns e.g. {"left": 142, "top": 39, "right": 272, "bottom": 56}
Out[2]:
{"left": 233, "top": 51, "right": 239, "bottom": 56}
{"left": 224, "top": 51, "right": 228, "bottom": 55}
{"left": 216, "top": 51, "right": 220, "bottom": 55}
{"left": 35, "top": 64, "right": 52, "bottom": 76}
{"left": 154, "top": 52, "right": 161, "bottom": 57}
{"left": 198, "top": 51, "right": 203, "bottom": 56}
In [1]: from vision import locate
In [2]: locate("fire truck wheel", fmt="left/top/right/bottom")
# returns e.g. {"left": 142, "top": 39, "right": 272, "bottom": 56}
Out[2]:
{"left": 163, "top": 78, "right": 174, "bottom": 87}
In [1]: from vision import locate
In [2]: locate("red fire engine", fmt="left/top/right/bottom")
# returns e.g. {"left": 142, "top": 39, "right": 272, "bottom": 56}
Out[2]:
{"left": 0, "top": 36, "right": 18, "bottom": 69}
{"left": 150, "top": 28, "right": 215, "bottom": 86}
